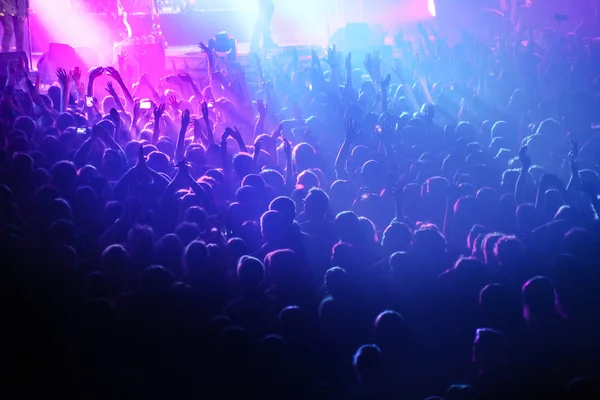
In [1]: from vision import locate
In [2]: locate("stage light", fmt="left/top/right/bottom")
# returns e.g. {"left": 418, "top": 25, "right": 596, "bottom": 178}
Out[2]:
{"left": 428, "top": 0, "right": 437, "bottom": 17}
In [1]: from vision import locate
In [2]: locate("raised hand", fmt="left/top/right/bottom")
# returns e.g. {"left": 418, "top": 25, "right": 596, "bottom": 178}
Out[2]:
{"left": 198, "top": 42, "right": 210, "bottom": 53}
{"left": 345, "top": 52, "right": 352, "bottom": 72}
{"left": 139, "top": 73, "right": 151, "bottom": 87}
{"left": 231, "top": 126, "right": 243, "bottom": 141}
{"left": 106, "top": 80, "right": 118, "bottom": 97}
{"left": 381, "top": 72, "right": 392, "bottom": 88}
{"left": 283, "top": 137, "right": 292, "bottom": 160}
{"left": 105, "top": 66, "right": 123, "bottom": 83}
{"left": 326, "top": 44, "right": 339, "bottom": 68}
{"left": 364, "top": 51, "right": 382, "bottom": 81}
{"left": 56, "top": 67, "right": 69, "bottom": 87}
{"left": 221, "top": 129, "right": 231, "bottom": 144}
{"left": 181, "top": 109, "right": 191, "bottom": 130}
{"left": 154, "top": 103, "right": 166, "bottom": 120}
{"left": 110, "top": 108, "right": 120, "bottom": 127}
{"left": 518, "top": 145, "right": 531, "bottom": 170}
{"left": 256, "top": 99, "right": 267, "bottom": 118}
{"left": 201, "top": 102, "right": 209, "bottom": 121}
{"left": 70, "top": 66, "right": 82, "bottom": 84}
{"left": 178, "top": 72, "right": 193, "bottom": 83}
{"left": 169, "top": 94, "right": 181, "bottom": 112}
{"left": 254, "top": 139, "right": 262, "bottom": 155}
{"left": 118, "top": 51, "right": 128, "bottom": 67}
{"left": 271, "top": 123, "right": 283, "bottom": 139}
{"left": 133, "top": 100, "right": 141, "bottom": 122}
{"left": 345, "top": 119, "right": 358, "bottom": 143}
{"left": 135, "top": 144, "right": 147, "bottom": 169}
{"left": 88, "top": 66, "right": 104, "bottom": 81}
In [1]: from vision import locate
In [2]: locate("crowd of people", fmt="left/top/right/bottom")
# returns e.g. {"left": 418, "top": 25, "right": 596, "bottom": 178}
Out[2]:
{"left": 2, "top": 18, "right": 600, "bottom": 400}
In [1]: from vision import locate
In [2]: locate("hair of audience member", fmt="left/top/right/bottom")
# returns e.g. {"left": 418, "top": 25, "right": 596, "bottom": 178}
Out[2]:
{"left": 482, "top": 233, "right": 504, "bottom": 266}
{"left": 472, "top": 328, "right": 507, "bottom": 372}
{"left": 494, "top": 235, "right": 524, "bottom": 266}
{"left": 353, "top": 344, "right": 383, "bottom": 384}
{"left": 522, "top": 276, "right": 559, "bottom": 321}
{"left": 269, "top": 196, "right": 296, "bottom": 224}
{"left": 296, "top": 169, "right": 319, "bottom": 190}
{"left": 237, "top": 255, "right": 265, "bottom": 290}
{"left": 334, "top": 211, "right": 362, "bottom": 245}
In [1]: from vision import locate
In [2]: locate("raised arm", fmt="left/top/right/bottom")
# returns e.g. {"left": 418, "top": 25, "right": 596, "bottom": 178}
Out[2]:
{"left": 335, "top": 119, "right": 358, "bottom": 180}
{"left": 87, "top": 66, "right": 104, "bottom": 97}
{"left": 105, "top": 81, "right": 125, "bottom": 112}
{"left": 201, "top": 102, "right": 215, "bottom": 144}
{"left": 152, "top": 103, "right": 166, "bottom": 145}
{"left": 230, "top": 126, "right": 248, "bottom": 153}
{"left": 254, "top": 99, "right": 267, "bottom": 137}
{"left": 56, "top": 68, "right": 70, "bottom": 113}
{"left": 178, "top": 73, "right": 203, "bottom": 99}
{"left": 176, "top": 109, "right": 191, "bottom": 161}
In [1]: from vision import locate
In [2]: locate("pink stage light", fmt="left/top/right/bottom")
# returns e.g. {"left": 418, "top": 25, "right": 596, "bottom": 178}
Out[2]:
{"left": 31, "top": 0, "right": 115, "bottom": 60}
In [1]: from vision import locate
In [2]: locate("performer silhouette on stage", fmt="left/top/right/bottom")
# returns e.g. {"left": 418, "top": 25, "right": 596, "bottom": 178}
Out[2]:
{"left": 252, "top": 0, "right": 277, "bottom": 51}
{"left": 0, "top": 0, "right": 27, "bottom": 53}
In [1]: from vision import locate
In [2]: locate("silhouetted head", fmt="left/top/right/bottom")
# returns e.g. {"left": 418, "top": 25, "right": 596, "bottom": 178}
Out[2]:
{"left": 101, "top": 244, "right": 129, "bottom": 287}
{"left": 324, "top": 267, "right": 348, "bottom": 299}
{"left": 494, "top": 235, "right": 524, "bottom": 266}
{"left": 353, "top": 344, "right": 383, "bottom": 384}
{"left": 260, "top": 210, "right": 286, "bottom": 242}
{"left": 304, "top": 188, "right": 329, "bottom": 220}
{"left": 374, "top": 310, "right": 408, "bottom": 353}
{"left": 269, "top": 196, "right": 296, "bottom": 224}
{"left": 264, "top": 249, "right": 302, "bottom": 288}
{"left": 184, "top": 240, "right": 208, "bottom": 279}
{"left": 334, "top": 211, "right": 361, "bottom": 245}
{"left": 382, "top": 222, "right": 412, "bottom": 255}
{"left": 237, "top": 255, "right": 264, "bottom": 289}
{"left": 473, "top": 328, "right": 507, "bottom": 372}
{"left": 523, "top": 276, "right": 558, "bottom": 319}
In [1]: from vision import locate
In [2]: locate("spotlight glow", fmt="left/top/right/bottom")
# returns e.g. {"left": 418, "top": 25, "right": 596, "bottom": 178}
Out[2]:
{"left": 428, "top": 0, "right": 437, "bottom": 17}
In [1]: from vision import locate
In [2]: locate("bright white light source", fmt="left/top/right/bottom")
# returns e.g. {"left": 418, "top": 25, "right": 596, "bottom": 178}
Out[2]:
{"left": 428, "top": 0, "right": 437, "bottom": 17}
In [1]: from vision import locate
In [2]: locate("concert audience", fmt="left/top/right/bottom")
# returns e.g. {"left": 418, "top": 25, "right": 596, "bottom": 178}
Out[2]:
{"left": 2, "top": 21, "right": 600, "bottom": 400}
